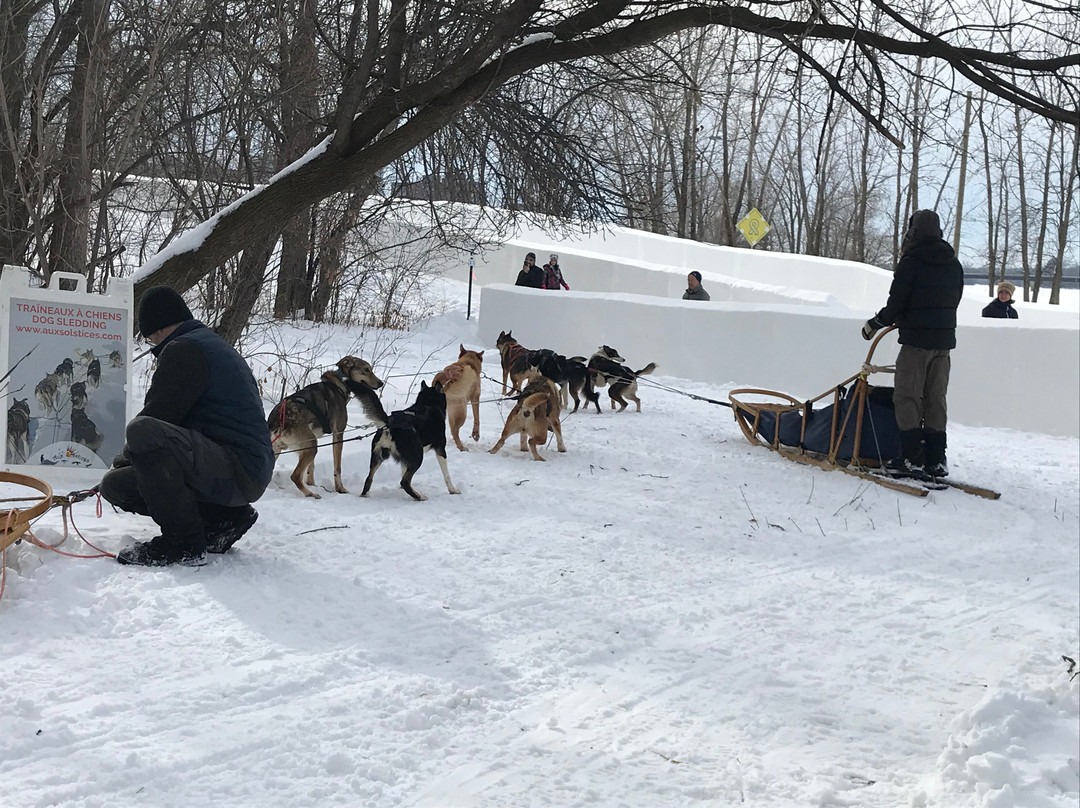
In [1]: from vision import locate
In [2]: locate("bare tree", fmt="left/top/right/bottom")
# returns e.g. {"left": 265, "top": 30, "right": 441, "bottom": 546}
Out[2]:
{"left": 1013, "top": 105, "right": 1031, "bottom": 300}
{"left": 131, "top": 0, "right": 1079, "bottom": 311}
{"left": 1048, "top": 125, "right": 1077, "bottom": 305}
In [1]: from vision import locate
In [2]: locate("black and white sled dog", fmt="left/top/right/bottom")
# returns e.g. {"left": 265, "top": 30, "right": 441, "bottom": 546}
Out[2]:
{"left": 346, "top": 379, "right": 460, "bottom": 501}
{"left": 69, "top": 381, "right": 88, "bottom": 410}
{"left": 70, "top": 405, "right": 104, "bottom": 452}
{"left": 54, "top": 358, "right": 74, "bottom": 385}
{"left": 586, "top": 345, "right": 658, "bottom": 412}
{"left": 86, "top": 357, "right": 102, "bottom": 388}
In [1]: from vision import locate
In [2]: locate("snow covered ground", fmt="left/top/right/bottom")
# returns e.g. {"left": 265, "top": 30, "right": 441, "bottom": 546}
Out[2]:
{"left": 2, "top": 279, "right": 1077, "bottom": 808}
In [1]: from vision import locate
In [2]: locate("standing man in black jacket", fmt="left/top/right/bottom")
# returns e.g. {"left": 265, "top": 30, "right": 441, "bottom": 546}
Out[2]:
{"left": 861, "top": 210, "right": 964, "bottom": 479}
{"left": 100, "top": 286, "right": 274, "bottom": 566}
{"left": 515, "top": 253, "right": 544, "bottom": 288}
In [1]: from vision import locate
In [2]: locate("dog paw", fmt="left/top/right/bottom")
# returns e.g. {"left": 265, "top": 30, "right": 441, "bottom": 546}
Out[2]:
{"left": 305, "top": 491, "right": 322, "bottom": 499}
{"left": 448, "top": 487, "right": 461, "bottom": 495}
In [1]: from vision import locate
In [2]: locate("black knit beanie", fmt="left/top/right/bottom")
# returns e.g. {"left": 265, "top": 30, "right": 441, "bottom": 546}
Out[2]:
{"left": 138, "top": 286, "right": 193, "bottom": 337}
{"left": 689, "top": 271, "right": 702, "bottom": 282}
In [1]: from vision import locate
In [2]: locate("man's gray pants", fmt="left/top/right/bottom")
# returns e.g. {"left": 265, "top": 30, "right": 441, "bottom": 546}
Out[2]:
{"left": 99, "top": 416, "right": 246, "bottom": 547}
{"left": 893, "top": 345, "right": 951, "bottom": 433}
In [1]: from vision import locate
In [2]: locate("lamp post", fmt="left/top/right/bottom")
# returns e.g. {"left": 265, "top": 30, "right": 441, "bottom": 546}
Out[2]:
{"left": 466, "top": 252, "right": 475, "bottom": 320}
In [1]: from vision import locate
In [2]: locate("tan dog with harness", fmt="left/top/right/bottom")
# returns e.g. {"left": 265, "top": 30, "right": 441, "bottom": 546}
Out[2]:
{"left": 488, "top": 376, "right": 566, "bottom": 461}
{"left": 432, "top": 345, "right": 484, "bottom": 451}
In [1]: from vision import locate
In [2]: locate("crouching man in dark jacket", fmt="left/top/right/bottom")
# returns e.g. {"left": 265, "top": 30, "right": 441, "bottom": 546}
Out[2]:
{"left": 862, "top": 210, "right": 964, "bottom": 479}
{"left": 100, "top": 286, "right": 274, "bottom": 566}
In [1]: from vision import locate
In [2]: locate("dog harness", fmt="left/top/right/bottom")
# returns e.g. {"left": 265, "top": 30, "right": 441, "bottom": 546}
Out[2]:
{"left": 289, "top": 370, "right": 347, "bottom": 435}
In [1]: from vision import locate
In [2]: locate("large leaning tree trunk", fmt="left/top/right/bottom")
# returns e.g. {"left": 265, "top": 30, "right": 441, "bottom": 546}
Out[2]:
{"left": 130, "top": 1, "right": 1080, "bottom": 317}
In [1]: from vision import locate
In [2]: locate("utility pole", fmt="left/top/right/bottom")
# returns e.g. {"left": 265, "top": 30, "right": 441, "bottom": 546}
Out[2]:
{"left": 466, "top": 252, "right": 475, "bottom": 320}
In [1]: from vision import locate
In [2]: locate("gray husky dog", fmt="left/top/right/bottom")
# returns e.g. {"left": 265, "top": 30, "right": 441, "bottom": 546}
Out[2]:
{"left": 267, "top": 356, "right": 384, "bottom": 498}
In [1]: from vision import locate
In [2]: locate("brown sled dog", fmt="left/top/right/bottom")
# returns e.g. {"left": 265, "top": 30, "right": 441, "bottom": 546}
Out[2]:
{"left": 268, "top": 356, "right": 383, "bottom": 498}
{"left": 432, "top": 344, "right": 483, "bottom": 451}
{"left": 496, "top": 330, "right": 536, "bottom": 395}
{"left": 488, "top": 375, "right": 566, "bottom": 461}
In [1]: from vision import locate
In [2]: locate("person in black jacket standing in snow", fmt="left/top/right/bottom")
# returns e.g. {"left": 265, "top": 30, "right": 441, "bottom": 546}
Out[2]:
{"left": 515, "top": 253, "right": 544, "bottom": 288}
{"left": 862, "top": 210, "right": 964, "bottom": 479}
{"left": 100, "top": 286, "right": 274, "bottom": 566}
{"left": 981, "top": 281, "right": 1019, "bottom": 319}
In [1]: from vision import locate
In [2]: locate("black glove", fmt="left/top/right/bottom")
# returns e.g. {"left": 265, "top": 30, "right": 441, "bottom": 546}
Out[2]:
{"left": 111, "top": 450, "right": 132, "bottom": 469}
{"left": 861, "top": 317, "right": 883, "bottom": 341}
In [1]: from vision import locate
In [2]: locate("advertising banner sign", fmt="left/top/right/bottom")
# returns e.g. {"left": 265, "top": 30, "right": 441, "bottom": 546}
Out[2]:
{"left": 1, "top": 266, "right": 133, "bottom": 487}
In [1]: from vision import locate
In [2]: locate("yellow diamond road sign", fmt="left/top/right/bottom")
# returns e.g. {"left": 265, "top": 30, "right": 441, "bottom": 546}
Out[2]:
{"left": 736, "top": 208, "right": 772, "bottom": 247}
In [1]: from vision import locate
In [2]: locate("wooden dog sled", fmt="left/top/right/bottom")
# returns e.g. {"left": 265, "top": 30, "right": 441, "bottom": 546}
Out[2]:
{"left": 728, "top": 329, "right": 999, "bottom": 499}
{"left": 2, "top": 473, "right": 111, "bottom": 601}
{"left": 1, "top": 471, "right": 55, "bottom": 553}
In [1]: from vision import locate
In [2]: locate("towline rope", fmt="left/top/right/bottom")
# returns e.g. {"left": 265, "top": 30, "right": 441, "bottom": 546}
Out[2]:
{"left": 1, "top": 481, "right": 113, "bottom": 602}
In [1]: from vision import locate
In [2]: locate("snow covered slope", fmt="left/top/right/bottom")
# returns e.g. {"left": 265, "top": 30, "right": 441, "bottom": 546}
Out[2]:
{"left": 2, "top": 280, "right": 1077, "bottom": 808}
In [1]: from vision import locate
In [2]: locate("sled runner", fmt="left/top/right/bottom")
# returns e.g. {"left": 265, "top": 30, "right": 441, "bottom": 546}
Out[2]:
{"left": 728, "top": 328, "right": 1000, "bottom": 500}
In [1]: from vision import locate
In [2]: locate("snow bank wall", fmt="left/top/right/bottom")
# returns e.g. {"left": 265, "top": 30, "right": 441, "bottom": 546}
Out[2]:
{"left": 473, "top": 237, "right": 890, "bottom": 311}
{"left": 473, "top": 236, "right": 1078, "bottom": 327}
{"left": 478, "top": 286, "right": 1080, "bottom": 437}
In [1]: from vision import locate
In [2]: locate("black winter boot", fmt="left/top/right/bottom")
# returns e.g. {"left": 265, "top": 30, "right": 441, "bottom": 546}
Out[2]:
{"left": 117, "top": 534, "right": 207, "bottom": 567}
{"left": 886, "top": 429, "right": 926, "bottom": 479}
{"left": 204, "top": 506, "right": 258, "bottom": 554}
{"left": 924, "top": 430, "right": 948, "bottom": 478}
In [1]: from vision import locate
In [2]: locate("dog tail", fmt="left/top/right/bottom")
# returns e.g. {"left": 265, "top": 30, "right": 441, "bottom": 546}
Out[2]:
{"left": 343, "top": 378, "right": 389, "bottom": 428}
{"left": 521, "top": 392, "right": 550, "bottom": 419}
{"left": 634, "top": 362, "right": 657, "bottom": 377}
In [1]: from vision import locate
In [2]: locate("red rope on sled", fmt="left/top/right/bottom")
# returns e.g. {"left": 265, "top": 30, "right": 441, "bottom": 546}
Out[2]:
{"left": 0, "top": 487, "right": 114, "bottom": 603}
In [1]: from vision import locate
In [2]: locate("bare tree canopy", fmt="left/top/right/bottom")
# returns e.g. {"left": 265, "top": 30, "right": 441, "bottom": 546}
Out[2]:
{"left": 1, "top": 0, "right": 1074, "bottom": 314}
{"left": 128, "top": 0, "right": 1078, "bottom": 303}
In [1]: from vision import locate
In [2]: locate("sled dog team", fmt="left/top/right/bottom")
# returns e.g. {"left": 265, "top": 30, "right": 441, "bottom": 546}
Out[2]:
{"left": 268, "top": 330, "right": 656, "bottom": 501}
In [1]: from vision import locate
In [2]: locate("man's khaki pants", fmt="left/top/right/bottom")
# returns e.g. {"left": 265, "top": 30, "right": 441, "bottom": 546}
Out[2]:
{"left": 893, "top": 345, "right": 951, "bottom": 433}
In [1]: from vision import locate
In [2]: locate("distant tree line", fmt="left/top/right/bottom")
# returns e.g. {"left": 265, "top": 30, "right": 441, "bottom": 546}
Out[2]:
{"left": 0, "top": 0, "right": 1076, "bottom": 344}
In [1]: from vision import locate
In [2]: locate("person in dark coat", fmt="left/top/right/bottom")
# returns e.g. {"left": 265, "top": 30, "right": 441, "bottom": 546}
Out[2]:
{"left": 99, "top": 286, "right": 273, "bottom": 566}
{"left": 515, "top": 253, "right": 544, "bottom": 288}
{"left": 862, "top": 210, "right": 964, "bottom": 479}
{"left": 682, "top": 271, "right": 711, "bottom": 301}
{"left": 542, "top": 254, "right": 570, "bottom": 290}
{"left": 982, "top": 281, "right": 1019, "bottom": 319}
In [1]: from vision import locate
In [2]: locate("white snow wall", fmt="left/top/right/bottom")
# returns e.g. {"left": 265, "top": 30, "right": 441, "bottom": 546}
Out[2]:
{"left": 478, "top": 286, "right": 1079, "bottom": 436}
{"left": 377, "top": 204, "right": 1077, "bottom": 436}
